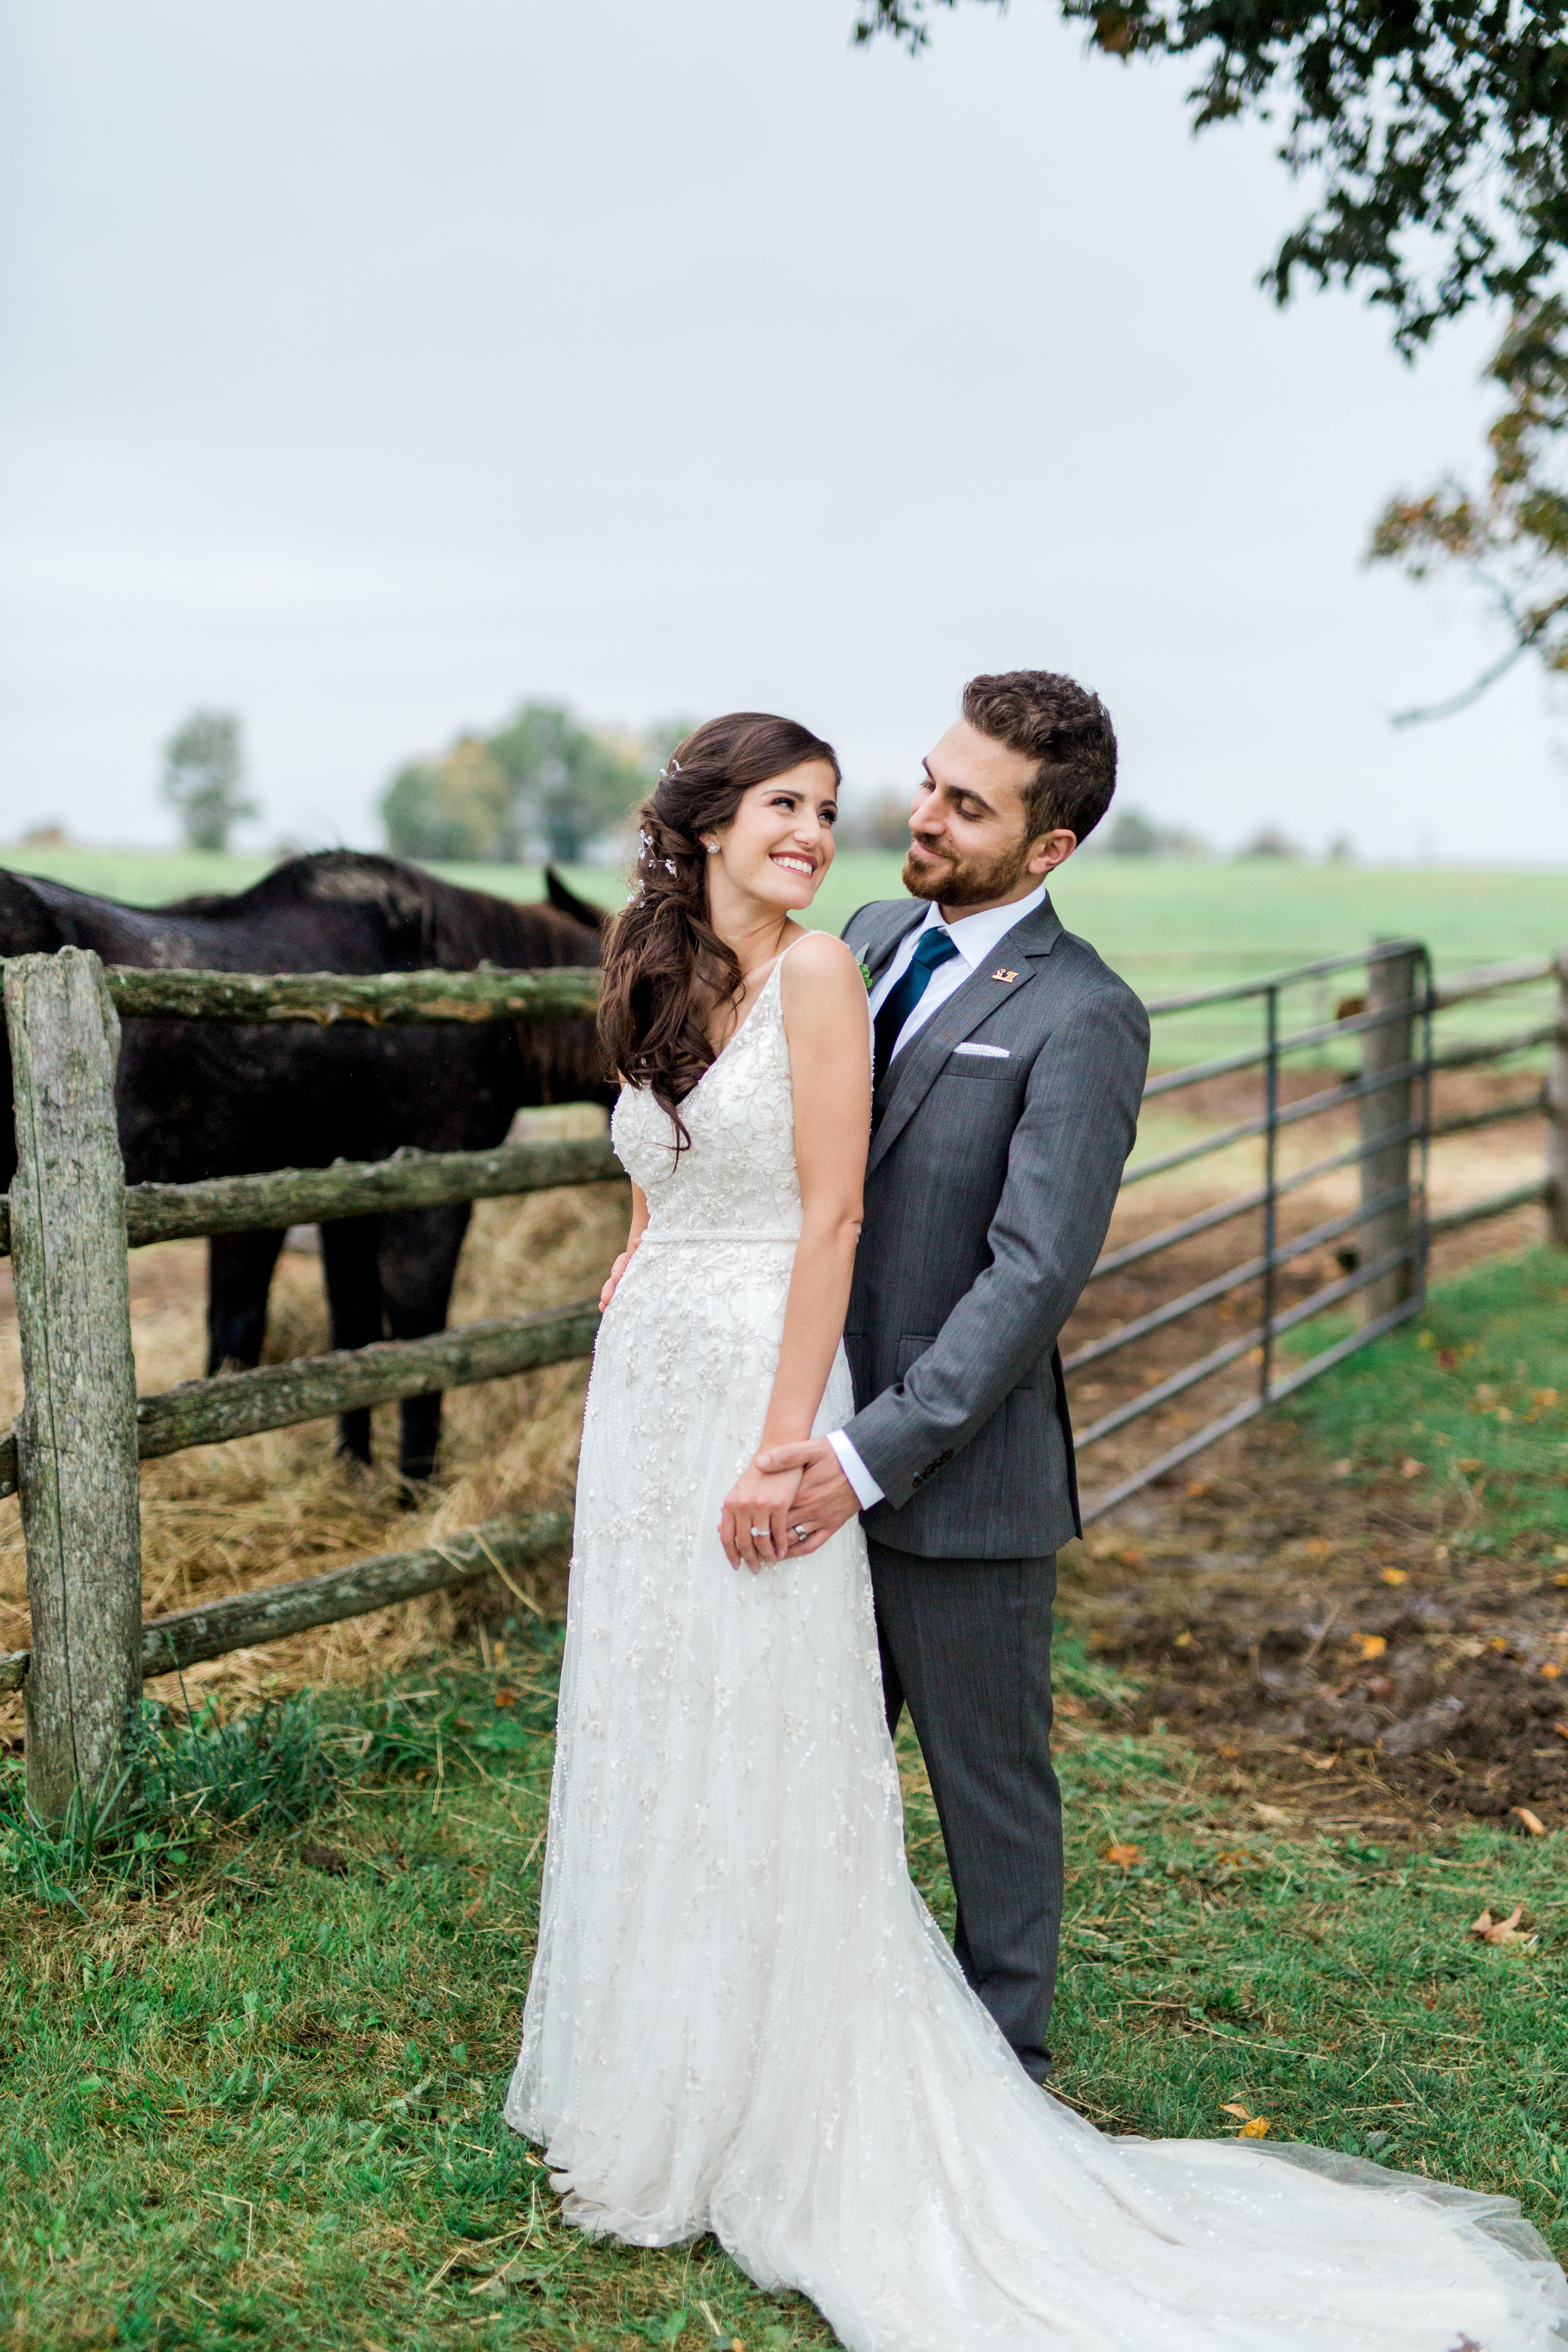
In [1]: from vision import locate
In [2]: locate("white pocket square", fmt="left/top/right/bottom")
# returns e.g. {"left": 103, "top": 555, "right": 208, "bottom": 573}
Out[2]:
{"left": 954, "top": 1042, "right": 1009, "bottom": 1058}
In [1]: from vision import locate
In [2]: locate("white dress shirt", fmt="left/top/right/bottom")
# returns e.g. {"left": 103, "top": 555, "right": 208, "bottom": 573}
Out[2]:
{"left": 825, "top": 879, "right": 1052, "bottom": 1511}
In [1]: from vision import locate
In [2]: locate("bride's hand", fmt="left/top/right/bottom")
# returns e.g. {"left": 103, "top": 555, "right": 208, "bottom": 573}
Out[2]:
{"left": 599, "top": 1251, "right": 633, "bottom": 1311}
{"left": 718, "top": 1463, "right": 803, "bottom": 1575}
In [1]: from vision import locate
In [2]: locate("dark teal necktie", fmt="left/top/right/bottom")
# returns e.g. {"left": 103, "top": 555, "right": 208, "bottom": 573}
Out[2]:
{"left": 872, "top": 927, "right": 960, "bottom": 1094}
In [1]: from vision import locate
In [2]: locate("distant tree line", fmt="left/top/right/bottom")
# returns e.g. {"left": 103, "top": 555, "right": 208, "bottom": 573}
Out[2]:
{"left": 1096, "top": 808, "right": 1355, "bottom": 862}
{"left": 380, "top": 702, "right": 697, "bottom": 866}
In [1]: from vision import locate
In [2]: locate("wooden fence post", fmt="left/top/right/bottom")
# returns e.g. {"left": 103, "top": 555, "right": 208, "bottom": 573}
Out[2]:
{"left": 1548, "top": 949, "right": 1568, "bottom": 1249}
{"left": 1355, "top": 940, "right": 1419, "bottom": 1326}
{"left": 5, "top": 949, "right": 143, "bottom": 1827}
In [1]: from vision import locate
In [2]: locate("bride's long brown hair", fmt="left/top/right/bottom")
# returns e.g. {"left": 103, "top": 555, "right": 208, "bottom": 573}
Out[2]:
{"left": 599, "top": 711, "right": 841, "bottom": 1145}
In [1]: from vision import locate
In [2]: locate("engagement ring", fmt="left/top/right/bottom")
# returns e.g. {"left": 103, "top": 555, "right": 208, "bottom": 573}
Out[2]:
{"left": 749, "top": 1526, "right": 769, "bottom": 1540}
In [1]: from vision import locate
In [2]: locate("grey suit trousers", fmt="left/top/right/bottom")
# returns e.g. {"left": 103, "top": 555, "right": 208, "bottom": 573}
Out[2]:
{"left": 869, "top": 1537, "right": 1061, "bottom": 2083}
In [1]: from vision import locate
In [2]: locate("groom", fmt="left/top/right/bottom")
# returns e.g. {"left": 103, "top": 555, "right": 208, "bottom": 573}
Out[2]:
{"left": 761, "top": 670, "right": 1148, "bottom": 2084}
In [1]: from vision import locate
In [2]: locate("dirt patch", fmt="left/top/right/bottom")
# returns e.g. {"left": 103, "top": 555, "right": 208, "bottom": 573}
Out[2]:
{"left": 1059, "top": 1407, "right": 1568, "bottom": 1838}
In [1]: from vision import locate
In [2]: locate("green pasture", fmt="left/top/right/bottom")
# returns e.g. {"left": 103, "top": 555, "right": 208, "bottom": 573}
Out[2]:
{"left": 1285, "top": 1248, "right": 1568, "bottom": 1557}
{"left": 4, "top": 1251, "right": 1567, "bottom": 2349}
{"left": 3, "top": 1671, "right": 1562, "bottom": 2350}
{"left": 6, "top": 843, "right": 1564, "bottom": 1065}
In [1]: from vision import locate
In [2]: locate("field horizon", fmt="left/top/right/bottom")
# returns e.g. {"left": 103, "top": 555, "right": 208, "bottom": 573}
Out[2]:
{"left": 5, "top": 842, "right": 1567, "bottom": 1000}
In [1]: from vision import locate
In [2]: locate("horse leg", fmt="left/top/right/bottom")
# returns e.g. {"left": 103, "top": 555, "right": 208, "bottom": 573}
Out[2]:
{"left": 378, "top": 1204, "right": 472, "bottom": 1486}
{"left": 320, "top": 1216, "right": 385, "bottom": 1466}
{"left": 206, "top": 1230, "right": 287, "bottom": 1373}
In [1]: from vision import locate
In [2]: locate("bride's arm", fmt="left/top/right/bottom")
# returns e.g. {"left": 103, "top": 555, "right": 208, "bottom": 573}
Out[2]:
{"left": 719, "top": 934, "right": 871, "bottom": 1572}
{"left": 600, "top": 1181, "right": 650, "bottom": 1311}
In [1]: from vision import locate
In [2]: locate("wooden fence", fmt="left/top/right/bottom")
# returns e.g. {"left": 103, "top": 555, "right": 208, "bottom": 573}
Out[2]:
{"left": 2, "top": 938, "right": 1565, "bottom": 1826}
{"left": 1, "top": 950, "right": 606, "bottom": 1825}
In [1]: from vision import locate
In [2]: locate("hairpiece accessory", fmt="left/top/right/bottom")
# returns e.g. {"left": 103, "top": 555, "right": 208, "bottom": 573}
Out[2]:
{"left": 664, "top": 859, "right": 677, "bottom": 875}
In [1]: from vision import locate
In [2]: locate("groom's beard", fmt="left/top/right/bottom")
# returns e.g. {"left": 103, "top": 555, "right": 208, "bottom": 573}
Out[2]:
{"left": 901, "top": 833, "right": 1034, "bottom": 909}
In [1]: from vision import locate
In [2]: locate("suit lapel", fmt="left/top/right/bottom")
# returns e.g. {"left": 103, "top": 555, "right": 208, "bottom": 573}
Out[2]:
{"left": 867, "top": 893, "right": 1065, "bottom": 1175}
{"left": 845, "top": 900, "right": 924, "bottom": 988}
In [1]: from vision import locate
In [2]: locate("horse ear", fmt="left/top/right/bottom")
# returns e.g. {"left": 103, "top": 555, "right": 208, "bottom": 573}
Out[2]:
{"left": 543, "top": 866, "right": 609, "bottom": 933}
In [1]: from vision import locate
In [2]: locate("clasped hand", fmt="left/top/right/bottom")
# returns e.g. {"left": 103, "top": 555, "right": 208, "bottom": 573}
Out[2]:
{"left": 719, "top": 1437, "right": 862, "bottom": 1573}
{"left": 718, "top": 1462, "right": 803, "bottom": 1574}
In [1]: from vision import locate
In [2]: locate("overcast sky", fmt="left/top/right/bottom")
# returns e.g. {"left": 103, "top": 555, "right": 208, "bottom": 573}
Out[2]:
{"left": 3, "top": 0, "right": 1564, "bottom": 861}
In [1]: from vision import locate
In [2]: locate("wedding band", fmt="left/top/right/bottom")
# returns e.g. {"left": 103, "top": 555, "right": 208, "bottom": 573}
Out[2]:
{"left": 791, "top": 1524, "right": 808, "bottom": 1542}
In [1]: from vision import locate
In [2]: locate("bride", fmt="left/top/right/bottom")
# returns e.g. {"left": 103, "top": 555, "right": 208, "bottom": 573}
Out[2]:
{"left": 506, "top": 711, "right": 1567, "bottom": 2350}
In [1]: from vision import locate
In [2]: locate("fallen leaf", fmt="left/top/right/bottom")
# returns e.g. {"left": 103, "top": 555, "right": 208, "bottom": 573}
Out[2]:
{"left": 1173, "top": 1630, "right": 1193, "bottom": 1648}
{"left": 1532, "top": 1388, "right": 1559, "bottom": 1406}
{"left": 1468, "top": 1905, "right": 1532, "bottom": 1944}
{"left": 493, "top": 1687, "right": 517, "bottom": 1710}
{"left": 1185, "top": 1480, "right": 1210, "bottom": 1498}
{"left": 1489, "top": 1634, "right": 1509, "bottom": 1652}
{"left": 1399, "top": 1458, "right": 1424, "bottom": 1480}
{"left": 1436, "top": 1347, "right": 1457, "bottom": 1370}
{"left": 1305, "top": 1537, "right": 1333, "bottom": 1557}
{"left": 1219, "top": 2100, "right": 1251, "bottom": 2119}
{"left": 1104, "top": 1841, "right": 1144, "bottom": 1867}
{"left": 1332, "top": 1459, "right": 1352, "bottom": 1478}
{"left": 1239, "top": 2115, "right": 1273, "bottom": 2138}
{"left": 1251, "top": 1801, "right": 1295, "bottom": 1826}
{"left": 1552, "top": 1722, "right": 1568, "bottom": 1744}
{"left": 1511, "top": 1806, "right": 1547, "bottom": 1837}
{"left": 1458, "top": 1458, "right": 1481, "bottom": 1473}
{"left": 1540, "top": 1662, "right": 1561, "bottom": 1679}
{"left": 1356, "top": 1634, "right": 1388, "bottom": 1661}
{"left": 1557, "top": 1573, "right": 1568, "bottom": 1589}
{"left": 1379, "top": 1567, "right": 1408, "bottom": 1586}
{"left": 1305, "top": 1753, "right": 1338, "bottom": 1771}
{"left": 1218, "top": 1745, "right": 1241, "bottom": 1761}
{"left": 1215, "top": 1848, "right": 1255, "bottom": 1865}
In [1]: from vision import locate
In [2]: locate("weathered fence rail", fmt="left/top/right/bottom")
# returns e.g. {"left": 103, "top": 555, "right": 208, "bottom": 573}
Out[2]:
{"left": 0, "top": 1510, "right": 571, "bottom": 1696}
{"left": 4, "top": 935, "right": 1566, "bottom": 1821}
{"left": 0, "top": 1135, "right": 622, "bottom": 1258}
{"left": 102, "top": 964, "right": 601, "bottom": 1025}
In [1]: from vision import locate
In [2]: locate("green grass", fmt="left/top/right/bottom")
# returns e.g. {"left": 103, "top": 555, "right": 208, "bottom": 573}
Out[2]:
{"left": 1284, "top": 1248, "right": 1568, "bottom": 1558}
{"left": 3, "top": 1624, "right": 1563, "bottom": 2349}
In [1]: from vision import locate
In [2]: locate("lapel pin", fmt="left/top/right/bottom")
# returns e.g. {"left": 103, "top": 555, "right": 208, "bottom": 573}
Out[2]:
{"left": 990, "top": 967, "right": 1019, "bottom": 985}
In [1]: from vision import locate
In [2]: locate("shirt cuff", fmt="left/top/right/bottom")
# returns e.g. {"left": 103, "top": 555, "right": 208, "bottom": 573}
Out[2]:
{"left": 827, "top": 1429, "right": 884, "bottom": 1510}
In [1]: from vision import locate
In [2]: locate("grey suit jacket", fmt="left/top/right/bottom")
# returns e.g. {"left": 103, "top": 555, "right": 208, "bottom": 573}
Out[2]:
{"left": 839, "top": 893, "right": 1149, "bottom": 1560}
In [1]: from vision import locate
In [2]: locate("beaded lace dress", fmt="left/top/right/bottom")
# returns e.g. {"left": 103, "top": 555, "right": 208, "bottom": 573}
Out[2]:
{"left": 505, "top": 955, "right": 1567, "bottom": 2351}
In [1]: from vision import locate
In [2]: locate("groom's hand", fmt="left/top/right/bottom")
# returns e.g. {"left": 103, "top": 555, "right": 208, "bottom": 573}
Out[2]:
{"left": 754, "top": 1438, "right": 859, "bottom": 1555}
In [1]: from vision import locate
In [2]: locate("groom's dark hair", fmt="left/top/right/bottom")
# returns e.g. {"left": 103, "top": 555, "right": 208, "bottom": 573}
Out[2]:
{"left": 962, "top": 671, "right": 1117, "bottom": 845}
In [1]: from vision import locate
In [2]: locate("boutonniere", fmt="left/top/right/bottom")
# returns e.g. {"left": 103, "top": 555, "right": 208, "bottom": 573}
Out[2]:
{"left": 852, "top": 948, "right": 872, "bottom": 990}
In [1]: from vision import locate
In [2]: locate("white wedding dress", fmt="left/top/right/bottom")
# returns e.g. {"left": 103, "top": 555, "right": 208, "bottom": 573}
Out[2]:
{"left": 506, "top": 955, "right": 1567, "bottom": 2351}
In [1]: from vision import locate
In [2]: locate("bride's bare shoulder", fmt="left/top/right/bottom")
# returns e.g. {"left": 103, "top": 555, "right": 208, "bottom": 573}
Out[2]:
{"left": 778, "top": 931, "right": 870, "bottom": 1064}
{"left": 779, "top": 928, "right": 861, "bottom": 982}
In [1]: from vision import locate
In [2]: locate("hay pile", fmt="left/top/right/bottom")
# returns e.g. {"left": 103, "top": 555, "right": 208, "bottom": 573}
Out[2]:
{"left": 0, "top": 1106, "right": 628, "bottom": 1731}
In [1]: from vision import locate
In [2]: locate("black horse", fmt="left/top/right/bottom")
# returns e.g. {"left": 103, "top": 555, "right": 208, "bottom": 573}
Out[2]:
{"left": 0, "top": 852, "right": 613, "bottom": 1481}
